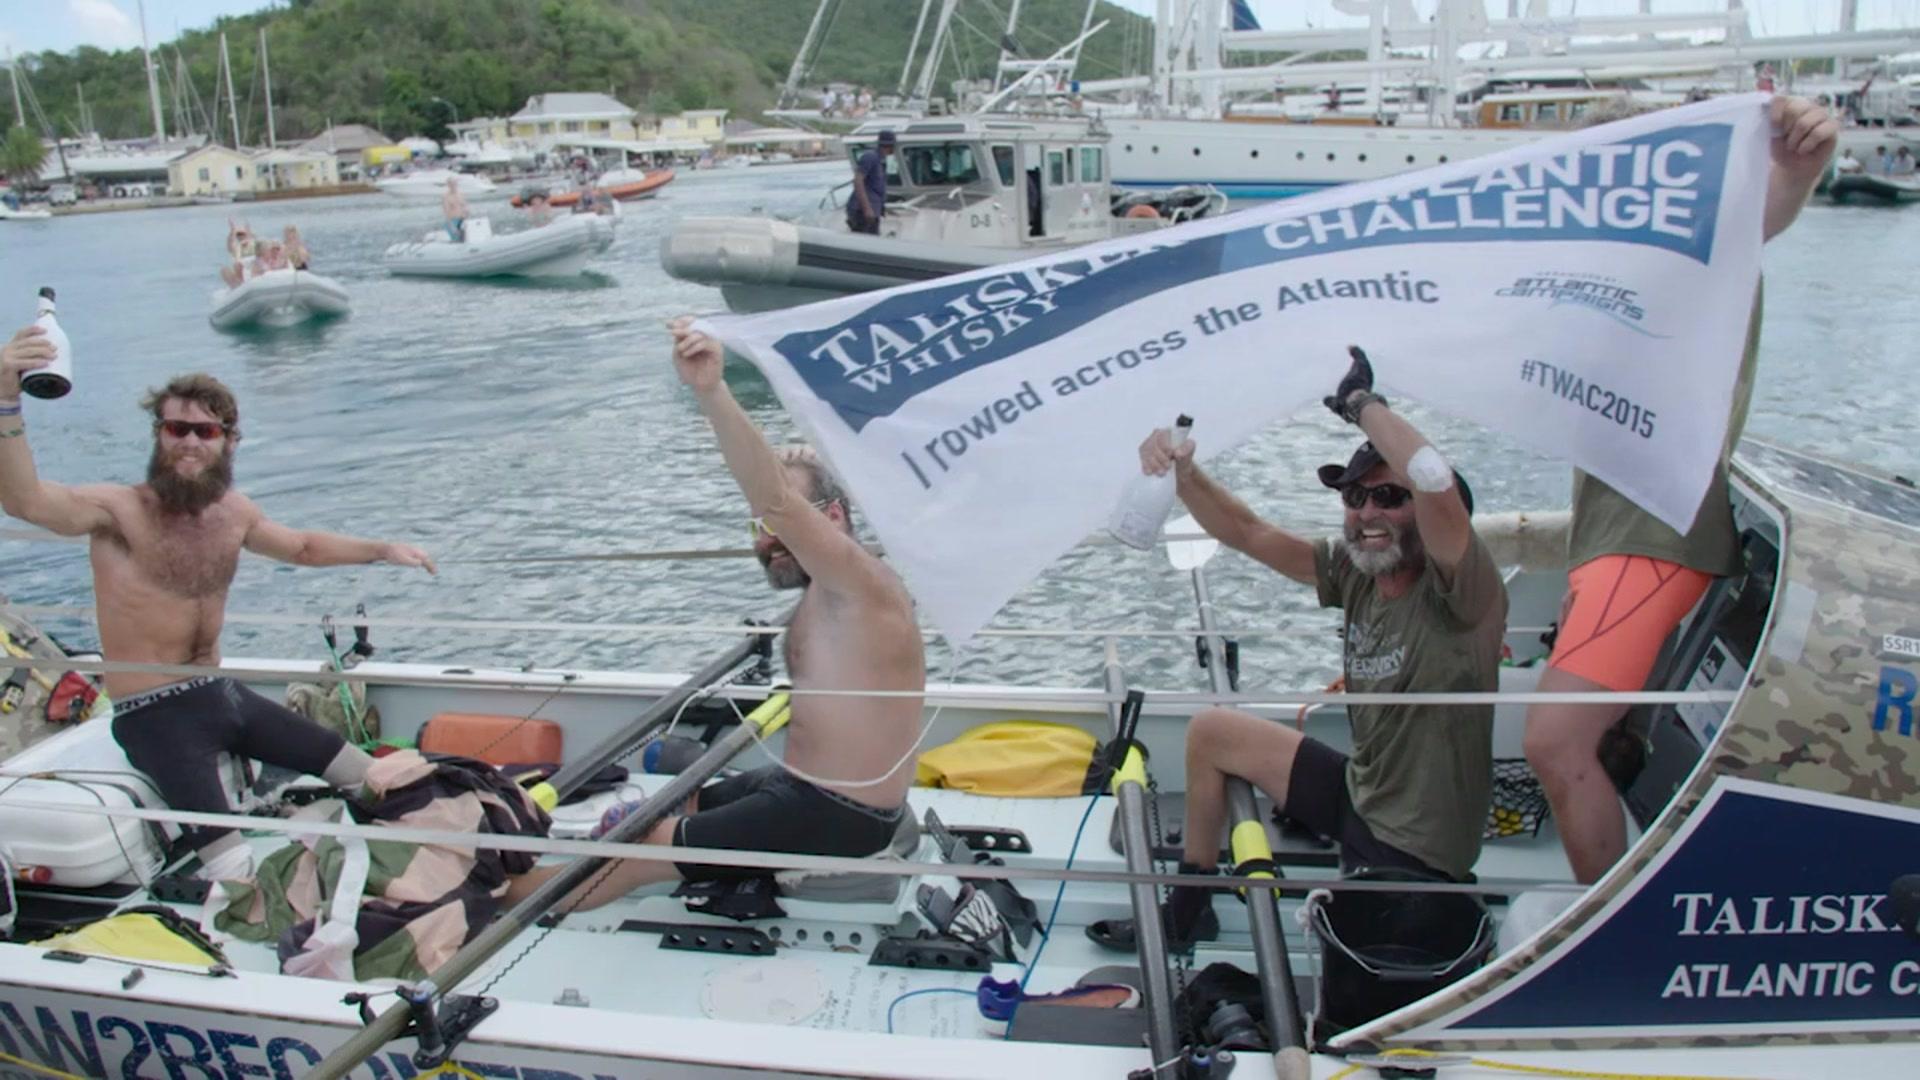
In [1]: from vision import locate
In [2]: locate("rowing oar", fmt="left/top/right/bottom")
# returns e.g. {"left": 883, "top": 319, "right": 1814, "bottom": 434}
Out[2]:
{"left": 1169, "top": 515, "right": 1311, "bottom": 1080}
{"left": 1099, "top": 643, "right": 1182, "bottom": 1072}
{"left": 521, "top": 603, "right": 793, "bottom": 812}
{"left": 307, "top": 617, "right": 791, "bottom": 1079}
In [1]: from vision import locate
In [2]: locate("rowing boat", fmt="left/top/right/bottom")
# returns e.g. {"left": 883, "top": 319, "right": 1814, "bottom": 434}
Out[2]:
{"left": 2, "top": 438, "right": 1917, "bottom": 1079}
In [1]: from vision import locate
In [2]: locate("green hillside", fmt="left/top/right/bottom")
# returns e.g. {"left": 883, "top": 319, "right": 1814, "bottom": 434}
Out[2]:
{"left": 8, "top": 0, "right": 1155, "bottom": 144}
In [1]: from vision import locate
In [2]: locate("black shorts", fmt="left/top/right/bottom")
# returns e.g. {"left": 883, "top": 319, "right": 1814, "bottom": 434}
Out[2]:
{"left": 673, "top": 765, "right": 904, "bottom": 882}
{"left": 1283, "top": 737, "right": 1450, "bottom": 879}
{"left": 110, "top": 677, "right": 349, "bottom": 852}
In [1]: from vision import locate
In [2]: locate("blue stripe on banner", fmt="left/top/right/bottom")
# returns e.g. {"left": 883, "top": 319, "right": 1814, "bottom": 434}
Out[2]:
{"left": 775, "top": 123, "right": 1732, "bottom": 434}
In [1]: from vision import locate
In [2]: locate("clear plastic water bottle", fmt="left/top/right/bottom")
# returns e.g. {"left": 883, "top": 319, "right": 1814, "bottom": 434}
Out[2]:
{"left": 1108, "top": 414, "right": 1192, "bottom": 551}
{"left": 22, "top": 287, "right": 72, "bottom": 400}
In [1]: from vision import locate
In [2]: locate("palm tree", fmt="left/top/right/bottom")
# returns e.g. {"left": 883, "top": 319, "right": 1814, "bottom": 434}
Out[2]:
{"left": 1, "top": 126, "right": 47, "bottom": 189}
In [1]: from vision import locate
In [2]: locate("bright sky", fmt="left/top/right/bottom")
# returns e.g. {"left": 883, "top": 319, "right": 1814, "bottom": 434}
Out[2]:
{"left": 1, "top": 0, "right": 1913, "bottom": 58}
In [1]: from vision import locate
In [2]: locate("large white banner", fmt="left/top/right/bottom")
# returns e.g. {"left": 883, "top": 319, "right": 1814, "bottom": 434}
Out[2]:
{"left": 699, "top": 94, "right": 1771, "bottom": 643}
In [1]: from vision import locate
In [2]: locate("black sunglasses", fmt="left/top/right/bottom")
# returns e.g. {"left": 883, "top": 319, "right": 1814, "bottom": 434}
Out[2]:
{"left": 1341, "top": 482, "right": 1412, "bottom": 510}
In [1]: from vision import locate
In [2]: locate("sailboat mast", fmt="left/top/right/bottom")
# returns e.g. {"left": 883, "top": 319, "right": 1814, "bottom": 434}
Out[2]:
{"left": 899, "top": 0, "right": 935, "bottom": 97}
{"left": 780, "top": 0, "right": 835, "bottom": 110}
{"left": 260, "top": 27, "right": 276, "bottom": 147}
{"left": 136, "top": 0, "right": 166, "bottom": 141}
{"left": 8, "top": 49, "right": 23, "bottom": 128}
{"left": 219, "top": 32, "right": 241, "bottom": 147}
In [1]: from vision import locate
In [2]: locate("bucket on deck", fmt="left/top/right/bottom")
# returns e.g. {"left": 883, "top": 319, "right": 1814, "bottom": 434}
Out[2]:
{"left": 1305, "top": 867, "right": 1494, "bottom": 1037}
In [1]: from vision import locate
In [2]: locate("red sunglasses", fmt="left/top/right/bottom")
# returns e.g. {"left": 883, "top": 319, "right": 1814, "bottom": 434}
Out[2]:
{"left": 155, "top": 420, "right": 230, "bottom": 440}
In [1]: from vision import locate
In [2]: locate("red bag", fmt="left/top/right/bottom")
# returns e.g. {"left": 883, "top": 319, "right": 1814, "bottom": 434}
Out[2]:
{"left": 46, "top": 672, "right": 100, "bottom": 724}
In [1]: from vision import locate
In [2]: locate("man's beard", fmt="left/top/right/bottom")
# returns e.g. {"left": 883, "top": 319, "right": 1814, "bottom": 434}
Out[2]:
{"left": 147, "top": 442, "right": 234, "bottom": 515}
{"left": 1340, "top": 518, "right": 1424, "bottom": 578}
{"left": 759, "top": 545, "right": 811, "bottom": 590}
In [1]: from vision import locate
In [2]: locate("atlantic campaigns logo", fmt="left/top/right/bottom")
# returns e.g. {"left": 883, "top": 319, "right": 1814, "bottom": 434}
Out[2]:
{"left": 1495, "top": 271, "right": 1664, "bottom": 336}
{"left": 774, "top": 123, "right": 1734, "bottom": 434}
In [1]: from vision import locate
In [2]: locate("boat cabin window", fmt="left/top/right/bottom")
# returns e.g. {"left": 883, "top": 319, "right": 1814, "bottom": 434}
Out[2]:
{"left": 1566, "top": 101, "right": 1590, "bottom": 122}
{"left": 902, "top": 143, "right": 982, "bottom": 187}
{"left": 1498, "top": 102, "right": 1526, "bottom": 124}
{"left": 846, "top": 144, "right": 904, "bottom": 187}
{"left": 1079, "top": 145, "right": 1104, "bottom": 183}
{"left": 992, "top": 144, "right": 1015, "bottom": 187}
{"left": 1047, "top": 149, "right": 1066, "bottom": 186}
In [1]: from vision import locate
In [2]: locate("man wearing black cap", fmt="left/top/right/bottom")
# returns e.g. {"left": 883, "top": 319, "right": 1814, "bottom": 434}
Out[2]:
{"left": 1093, "top": 347, "right": 1507, "bottom": 950}
{"left": 847, "top": 130, "right": 896, "bottom": 235}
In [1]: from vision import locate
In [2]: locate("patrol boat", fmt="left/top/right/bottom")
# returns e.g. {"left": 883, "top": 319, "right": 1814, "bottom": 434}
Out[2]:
{"left": 1, "top": 437, "right": 1918, "bottom": 1079}
{"left": 660, "top": 116, "right": 1226, "bottom": 314}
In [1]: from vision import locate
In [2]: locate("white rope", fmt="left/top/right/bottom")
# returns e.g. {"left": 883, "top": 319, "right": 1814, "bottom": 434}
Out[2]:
{"left": 2, "top": 601, "right": 1349, "bottom": 641}
{"left": 0, "top": 793, "right": 1574, "bottom": 898}
{"left": 0, "top": 655, "right": 1741, "bottom": 707}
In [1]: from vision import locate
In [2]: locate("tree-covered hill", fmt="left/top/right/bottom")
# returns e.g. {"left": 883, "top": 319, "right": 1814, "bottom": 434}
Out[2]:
{"left": 9, "top": 0, "right": 1155, "bottom": 144}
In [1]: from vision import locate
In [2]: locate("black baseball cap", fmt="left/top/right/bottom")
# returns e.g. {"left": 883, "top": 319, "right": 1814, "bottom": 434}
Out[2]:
{"left": 877, "top": 129, "right": 898, "bottom": 145}
{"left": 1318, "top": 442, "right": 1474, "bottom": 515}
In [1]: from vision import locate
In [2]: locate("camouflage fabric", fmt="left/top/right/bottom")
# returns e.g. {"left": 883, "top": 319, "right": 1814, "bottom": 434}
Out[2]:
{"left": 213, "top": 750, "right": 548, "bottom": 982}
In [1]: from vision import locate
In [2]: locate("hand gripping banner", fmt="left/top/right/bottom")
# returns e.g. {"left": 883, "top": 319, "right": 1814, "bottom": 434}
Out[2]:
{"left": 698, "top": 94, "right": 1772, "bottom": 644}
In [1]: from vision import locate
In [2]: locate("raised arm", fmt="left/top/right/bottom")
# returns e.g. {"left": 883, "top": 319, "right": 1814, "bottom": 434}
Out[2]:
{"left": 1325, "top": 346, "right": 1473, "bottom": 578}
{"left": 242, "top": 502, "right": 436, "bottom": 573}
{"left": 1764, "top": 96, "right": 1838, "bottom": 241}
{"left": 0, "top": 327, "right": 113, "bottom": 536}
{"left": 671, "top": 319, "right": 883, "bottom": 597}
{"left": 1140, "top": 428, "right": 1316, "bottom": 584}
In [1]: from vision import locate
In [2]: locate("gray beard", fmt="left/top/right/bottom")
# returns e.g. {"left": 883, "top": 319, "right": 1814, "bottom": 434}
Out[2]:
{"left": 761, "top": 550, "right": 811, "bottom": 590}
{"left": 147, "top": 443, "right": 234, "bottom": 516}
{"left": 1340, "top": 521, "right": 1424, "bottom": 578}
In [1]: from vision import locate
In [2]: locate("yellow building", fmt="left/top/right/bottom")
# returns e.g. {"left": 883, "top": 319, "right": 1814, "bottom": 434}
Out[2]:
{"left": 252, "top": 148, "right": 341, "bottom": 191}
{"left": 508, "top": 93, "right": 641, "bottom": 146}
{"left": 169, "top": 145, "right": 259, "bottom": 197}
{"left": 660, "top": 108, "right": 728, "bottom": 144}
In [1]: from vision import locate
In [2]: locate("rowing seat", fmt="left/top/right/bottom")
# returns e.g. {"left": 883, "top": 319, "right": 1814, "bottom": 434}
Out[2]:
{"left": 772, "top": 806, "right": 922, "bottom": 903}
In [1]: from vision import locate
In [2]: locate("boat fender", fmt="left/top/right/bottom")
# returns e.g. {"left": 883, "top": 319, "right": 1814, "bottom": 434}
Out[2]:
{"left": 1125, "top": 203, "right": 1161, "bottom": 220}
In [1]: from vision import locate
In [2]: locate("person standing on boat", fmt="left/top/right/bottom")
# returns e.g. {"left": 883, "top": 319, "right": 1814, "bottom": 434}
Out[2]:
{"left": 1892, "top": 148, "right": 1917, "bottom": 177}
{"left": 1092, "top": 348, "right": 1507, "bottom": 951}
{"left": 505, "top": 319, "right": 925, "bottom": 909}
{"left": 442, "top": 176, "right": 468, "bottom": 242}
{"left": 0, "top": 354, "right": 436, "bottom": 881}
{"left": 846, "top": 130, "right": 895, "bottom": 236}
{"left": 1523, "top": 95, "right": 1837, "bottom": 886}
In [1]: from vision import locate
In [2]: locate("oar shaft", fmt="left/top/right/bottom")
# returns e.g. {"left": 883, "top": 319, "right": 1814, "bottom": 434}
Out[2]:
{"left": 1189, "top": 567, "right": 1310, "bottom": 1077}
{"left": 530, "top": 612, "right": 789, "bottom": 809}
{"left": 1102, "top": 649, "right": 1181, "bottom": 1069}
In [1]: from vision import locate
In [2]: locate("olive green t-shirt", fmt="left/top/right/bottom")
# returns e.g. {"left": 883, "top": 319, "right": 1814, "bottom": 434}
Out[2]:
{"left": 1566, "top": 283, "right": 1764, "bottom": 576}
{"left": 1313, "top": 531, "right": 1509, "bottom": 881}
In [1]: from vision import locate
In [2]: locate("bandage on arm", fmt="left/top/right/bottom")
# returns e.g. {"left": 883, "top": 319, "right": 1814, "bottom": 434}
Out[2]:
{"left": 1407, "top": 445, "right": 1454, "bottom": 494}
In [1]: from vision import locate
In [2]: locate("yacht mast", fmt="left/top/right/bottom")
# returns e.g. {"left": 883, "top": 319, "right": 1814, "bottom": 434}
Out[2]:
{"left": 260, "top": 27, "right": 276, "bottom": 147}
{"left": 136, "top": 0, "right": 166, "bottom": 141}
{"left": 219, "top": 32, "right": 241, "bottom": 147}
{"left": 913, "top": 0, "right": 962, "bottom": 103}
{"left": 899, "top": 0, "right": 936, "bottom": 96}
{"left": 8, "top": 50, "right": 23, "bottom": 128}
{"left": 780, "top": 0, "right": 835, "bottom": 110}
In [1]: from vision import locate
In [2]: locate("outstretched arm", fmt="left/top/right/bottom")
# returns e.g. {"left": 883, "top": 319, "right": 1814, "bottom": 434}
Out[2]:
{"left": 243, "top": 505, "right": 436, "bottom": 573}
{"left": 1140, "top": 429, "right": 1316, "bottom": 584}
{"left": 1764, "top": 96, "right": 1838, "bottom": 241}
{"left": 1326, "top": 346, "right": 1473, "bottom": 578}
{"left": 672, "top": 320, "right": 885, "bottom": 598}
{"left": 0, "top": 327, "right": 113, "bottom": 536}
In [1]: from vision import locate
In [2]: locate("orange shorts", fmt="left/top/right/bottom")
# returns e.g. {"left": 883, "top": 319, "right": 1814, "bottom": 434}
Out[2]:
{"left": 1547, "top": 555, "right": 1713, "bottom": 692}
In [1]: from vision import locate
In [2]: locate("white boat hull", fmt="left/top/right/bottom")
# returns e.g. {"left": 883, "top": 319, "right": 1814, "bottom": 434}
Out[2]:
{"left": 0, "top": 205, "right": 53, "bottom": 221}
{"left": 1105, "top": 117, "right": 1545, "bottom": 198}
{"left": 206, "top": 269, "right": 352, "bottom": 331}
{"left": 375, "top": 170, "right": 498, "bottom": 200}
{"left": 381, "top": 215, "right": 615, "bottom": 279}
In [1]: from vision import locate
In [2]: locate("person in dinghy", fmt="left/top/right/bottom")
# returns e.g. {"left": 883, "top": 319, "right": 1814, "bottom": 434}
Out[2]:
{"left": 0, "top": 351, "right": 436, "bottom": 881}
{"left": 507, "top": 318, "right": 926, "bottom": 908}
{"left": 1093, "top": 348, "right": 1508, "bottom": 950}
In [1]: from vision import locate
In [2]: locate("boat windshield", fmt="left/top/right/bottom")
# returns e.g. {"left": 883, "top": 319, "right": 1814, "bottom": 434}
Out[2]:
{"left": 901, "top": 142, "right": 983, "bottom": 188}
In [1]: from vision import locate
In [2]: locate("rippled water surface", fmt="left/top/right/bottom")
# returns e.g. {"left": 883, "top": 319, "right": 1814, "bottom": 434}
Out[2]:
{"left": 2, "top": 164, "right": 1915, "bottom": 692}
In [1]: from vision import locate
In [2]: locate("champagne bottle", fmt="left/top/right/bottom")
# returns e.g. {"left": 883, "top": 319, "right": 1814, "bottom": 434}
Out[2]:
{"left": 22, "top": 287, "right": 72, "bottom": 400}
{"left": 1108, "top": 415, "right": 1193, "bottom": 551}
